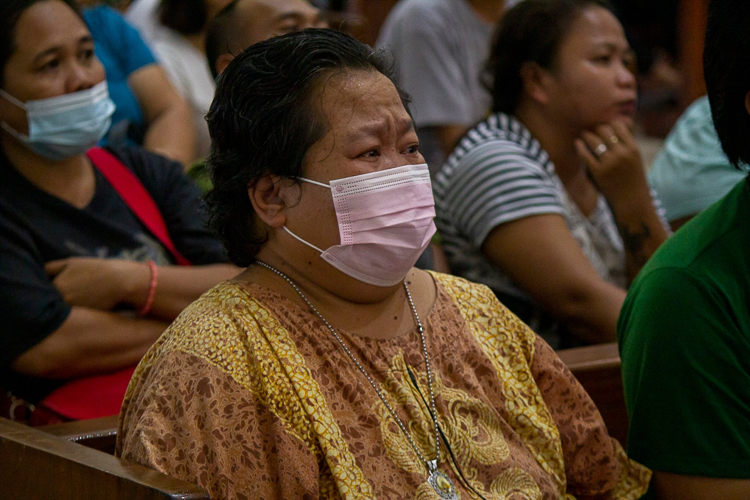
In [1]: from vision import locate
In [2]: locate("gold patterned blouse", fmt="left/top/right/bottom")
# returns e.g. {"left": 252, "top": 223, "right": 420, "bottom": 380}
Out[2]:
{"left": 116, "top": 272, "right": 650, "bottom": 500}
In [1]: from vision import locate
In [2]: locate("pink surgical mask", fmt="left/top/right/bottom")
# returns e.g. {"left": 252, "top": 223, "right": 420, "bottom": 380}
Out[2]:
{"left": 284, "top": 163, "right": 436, "bottom": 287}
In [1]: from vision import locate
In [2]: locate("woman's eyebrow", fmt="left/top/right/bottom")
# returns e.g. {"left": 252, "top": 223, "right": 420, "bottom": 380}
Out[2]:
{"left": 32, "top": 34, "right": 94, "bottom": 65}
{"left": 347, "top": 116, "right": 415, "bottom": 141}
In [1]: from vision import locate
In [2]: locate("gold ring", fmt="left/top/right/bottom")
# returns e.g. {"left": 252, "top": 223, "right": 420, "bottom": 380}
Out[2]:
{"left": 610, "top": 136, "right": 619, "bottom": 145}
{"left": 593, "top": 143, "right": 608, "bottom": 156}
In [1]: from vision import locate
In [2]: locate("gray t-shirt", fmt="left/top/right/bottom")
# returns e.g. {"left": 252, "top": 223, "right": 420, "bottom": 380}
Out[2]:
{"left": 377, "top": 0, "right": 494, "bottom": 173}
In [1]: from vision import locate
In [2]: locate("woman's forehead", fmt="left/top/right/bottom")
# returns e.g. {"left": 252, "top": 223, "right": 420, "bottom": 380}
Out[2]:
{"left": 12, "top": 1, "right": 90, "bottom": 60}
{"left": 317, "top": 71, "right": 410, "bottom": 132}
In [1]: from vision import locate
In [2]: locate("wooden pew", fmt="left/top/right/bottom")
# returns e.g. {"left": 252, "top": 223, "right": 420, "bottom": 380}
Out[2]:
{"left": 557, "top": 342, "right": 629, "bottom": 446}
{"left": 0, "top": 417, "right": 209, "bottom": 500}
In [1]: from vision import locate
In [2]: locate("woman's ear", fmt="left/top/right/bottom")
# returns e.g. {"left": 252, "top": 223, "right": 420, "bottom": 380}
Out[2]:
{"left": 520, "top": 61, "right": 552, "bottom": 105}
{"left": 248, "top": 175, "right": 290, "bottom": 228}
{"left": 744, "top": 91, "right": 750, "bottom": 118}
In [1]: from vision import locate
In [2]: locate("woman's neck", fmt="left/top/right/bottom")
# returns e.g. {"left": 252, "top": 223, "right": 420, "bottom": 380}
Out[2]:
{"left": 1, "top": 134, "right": 96, "bottom": 208}
{"left": 239, "top": 248, "right": 437, "bottom": 341}
{"left": 514, "top": 102, "right": 584, "bottom": 184}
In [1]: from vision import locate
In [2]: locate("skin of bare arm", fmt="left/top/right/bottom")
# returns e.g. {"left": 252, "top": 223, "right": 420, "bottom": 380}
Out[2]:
{"left": 10, "top": 307, "right": 168, "bottom": 378}
{"left": 651, "top": 472, "right": 750, "bottom": 500}
{"left": 128, "top": 64, "right": 197, "bottom": 167}
{"left": 481, "top": 214, "right": 626, "bottom": 343}
{"left": 45, "top": 258, "right": 241, "bottom": 321}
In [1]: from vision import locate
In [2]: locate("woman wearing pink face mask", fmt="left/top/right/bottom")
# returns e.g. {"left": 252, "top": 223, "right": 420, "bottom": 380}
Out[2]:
{"left": 118, "top": 29, "right": 650, "bottom": 500}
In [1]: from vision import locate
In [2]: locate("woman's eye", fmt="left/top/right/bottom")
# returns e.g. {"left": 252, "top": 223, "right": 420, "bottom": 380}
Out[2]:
{"left": 594, "top": 55, "right": 612, "bottom": 64}
{"left": 81, "top": 49, "right": 95, "bottom": 60}
{"left": 38, "top": 59, "right": 60, "bottom": 72}
{"left": 359, "top": 149, "right": 379, "bottom": 158}
{"left": 404, "top": 145, "right": 419, "bottom": 155}
{"left": 622, "top": 56, "right": 637, "bottom": 73}
{"left": 277, "top": 23, "right": 301, "bottom": 35}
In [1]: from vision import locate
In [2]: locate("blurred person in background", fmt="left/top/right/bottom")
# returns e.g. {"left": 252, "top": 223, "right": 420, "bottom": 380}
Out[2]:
{"left": 127, "top": 0, "right": 233, "bottom": 159}
{"left": 205, "top": 0, "right": 327, "bottom": 79}
{"left": 648, "top": 95, "right": 747, "bottom": 231}
{"left": 78, "top": 0, "right": 196, "bottom": 167}
{"left": 377, "top": 0, "right": 504, "bottom": 175}
{"left": 0, "top": 0, "right": 238, "bottom": 425}
{"left": 434, "top": 0, "right": 669, "bottom": 349}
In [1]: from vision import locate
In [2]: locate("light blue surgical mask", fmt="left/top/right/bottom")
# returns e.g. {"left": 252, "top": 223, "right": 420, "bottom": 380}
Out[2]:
{"left": 0, "top": 81, "right": 115, "bottom": 161}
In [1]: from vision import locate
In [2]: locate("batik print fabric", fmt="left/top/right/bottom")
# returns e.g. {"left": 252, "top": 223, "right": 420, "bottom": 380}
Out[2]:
{"left": 117, "top": 273, "right": 650, "bottom": 500}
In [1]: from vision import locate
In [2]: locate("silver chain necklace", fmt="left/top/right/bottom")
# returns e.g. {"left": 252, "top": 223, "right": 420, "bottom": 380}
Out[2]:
{"left": 256, "top": 261, "right": 458, "bottom": 500}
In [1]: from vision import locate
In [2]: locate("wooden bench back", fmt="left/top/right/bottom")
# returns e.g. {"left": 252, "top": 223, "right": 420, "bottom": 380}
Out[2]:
{"left": 0, "top": 417, "right": 209, "bottom": 500}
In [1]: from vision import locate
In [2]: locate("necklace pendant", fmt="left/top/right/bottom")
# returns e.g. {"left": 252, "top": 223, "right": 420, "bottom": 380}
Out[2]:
{"left": 427, "top": 466, "right": 458, "bottom": 500}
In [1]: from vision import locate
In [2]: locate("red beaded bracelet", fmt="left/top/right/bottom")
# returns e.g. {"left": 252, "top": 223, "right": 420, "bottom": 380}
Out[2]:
{"left": 138, "top": 260, "right": 158, "bottom": 316}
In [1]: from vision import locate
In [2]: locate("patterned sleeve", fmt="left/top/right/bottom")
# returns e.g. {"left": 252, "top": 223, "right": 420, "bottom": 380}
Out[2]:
{"left": 441, "top": 139, "right": 565, "bottom": 249}
{"left": 531, "top": 336, "right": 651, "bottom": 499}
{"left": 118, "top": 349, "right": 321, "bottom": 500}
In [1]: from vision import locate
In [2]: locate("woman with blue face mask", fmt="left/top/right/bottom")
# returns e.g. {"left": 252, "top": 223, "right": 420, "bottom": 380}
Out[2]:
{"left": 0, "top": 0, "right": 239, "bottom": 425}
{"left": 117, "top": 28, "right": 651, "bottom": 500}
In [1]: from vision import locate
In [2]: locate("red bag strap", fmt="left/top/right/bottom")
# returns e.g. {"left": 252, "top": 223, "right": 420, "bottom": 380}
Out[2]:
{"left": 87, "top": 147, "right": 191, "bottom": 266}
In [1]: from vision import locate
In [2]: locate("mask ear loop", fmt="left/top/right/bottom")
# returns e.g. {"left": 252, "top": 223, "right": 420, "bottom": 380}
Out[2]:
{"left": 283, "top": 226, "right": 325, "bottom": 253}
{"left": 298, "top": 177, "right": 330, "bottom": 189}
{"left": 283, "top": 178, "right": 333, "bottom": 253}
{"left": 0, "top": 89, "right": 27, "bottom": 110}
{"left": 0, "top": 90, "right": 29, "bottom": 138}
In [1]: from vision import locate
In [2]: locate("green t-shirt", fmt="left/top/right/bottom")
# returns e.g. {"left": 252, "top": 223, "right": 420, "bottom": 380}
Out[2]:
{"left": 618, "top": 177, "right": 750, "bottom": 487}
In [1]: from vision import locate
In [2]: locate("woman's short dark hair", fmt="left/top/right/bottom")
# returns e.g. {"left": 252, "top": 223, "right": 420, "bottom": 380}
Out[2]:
{"left": 485, "top": 0, "right": 613, "bottom": 114}
{"left": 159, "top": 0, "right": 208, "bottom": 35}
{"left": 205, "top": 28, "right": 409, "bottom": 266}
{"left": 0, "top": 0, "right": 81, "bottom": 87}
{"left": 704, "top": 0, "right": 750, "bottom": 167}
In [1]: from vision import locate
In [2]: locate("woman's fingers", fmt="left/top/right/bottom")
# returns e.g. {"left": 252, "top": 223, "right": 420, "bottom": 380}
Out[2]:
{"left": 594, "top": 124, "right": 621, "bottom": 150}
{"left": 575, "top": 138, "right": 600, "bottom": 168}
{"left": 580, "top": 130, "right": 609, "bottom": 158}
{"left": 44, "top": 259, "right": 68, "bottom": 277}
{"left": 611, "top": 120, "right": 637, "bottom": 148}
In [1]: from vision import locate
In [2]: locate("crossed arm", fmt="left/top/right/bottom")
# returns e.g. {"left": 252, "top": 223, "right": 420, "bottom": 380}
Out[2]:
{"left": 12, "top": 258, "right": 240, "bottom": 378}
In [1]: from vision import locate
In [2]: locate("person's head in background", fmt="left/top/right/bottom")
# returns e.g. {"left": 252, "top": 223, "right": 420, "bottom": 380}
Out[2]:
{"left": 159, "top": 0, "right": 233, "bottom": 38}
{"left": 205, "top": 0, "right": 326, "bottom": 78}
{"left": 485, "top": 0, "right": 637, "bottom": 134}
{"left": 704, "top": 0, "right": 750, "bottom": 168}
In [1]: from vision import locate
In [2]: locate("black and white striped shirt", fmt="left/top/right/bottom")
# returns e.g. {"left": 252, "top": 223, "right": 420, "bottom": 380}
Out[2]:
{"left": 434, "top": 113, "right": 634, "bottom": 341}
